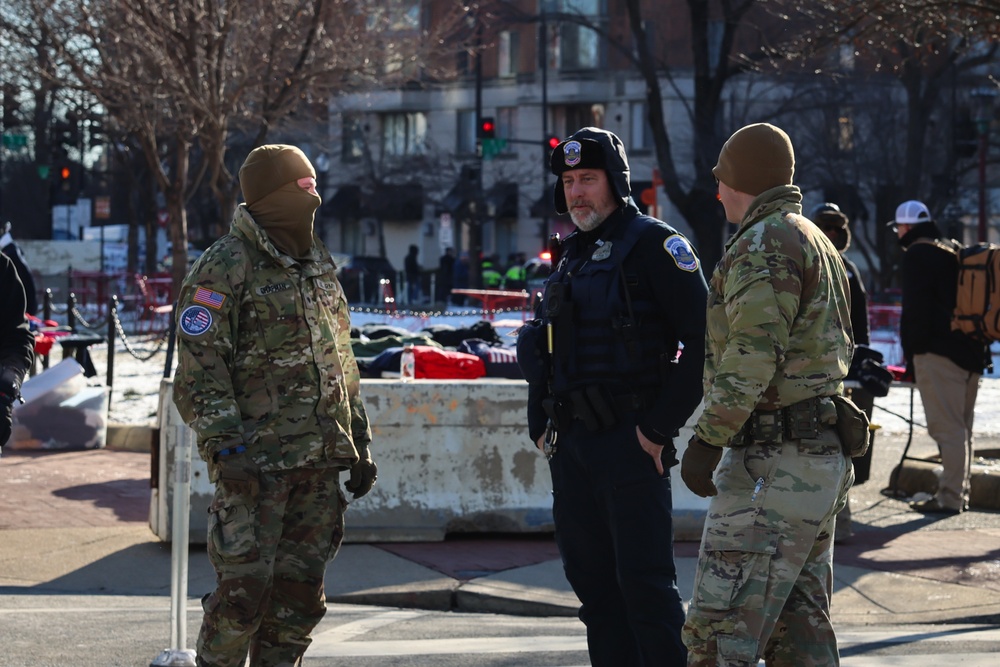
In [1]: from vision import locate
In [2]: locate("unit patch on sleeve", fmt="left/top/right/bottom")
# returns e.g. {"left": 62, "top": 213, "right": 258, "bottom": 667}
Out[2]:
{"left": 179, "top": 305, "right": 214, "bottom": 336}
{"left": 192, "top": 286, "right": 226, "bottom": 310}
{"left": 663, "top": 234, "right": 699, "bottom": 272}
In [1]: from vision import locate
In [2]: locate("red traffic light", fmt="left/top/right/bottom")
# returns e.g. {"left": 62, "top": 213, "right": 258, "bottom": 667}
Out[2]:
{"left": 547, "top": 136, "right": 560, "bottom": 150}
{"left": 478, "top": 116, "right": 496, "bottom": 139}
{"left": 60, "top": 166, "right": 71, "bottom": 180}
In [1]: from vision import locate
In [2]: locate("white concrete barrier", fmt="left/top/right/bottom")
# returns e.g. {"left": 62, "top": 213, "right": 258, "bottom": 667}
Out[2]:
{"left": 152, "top": 378, "right": 709, "bottom": 543}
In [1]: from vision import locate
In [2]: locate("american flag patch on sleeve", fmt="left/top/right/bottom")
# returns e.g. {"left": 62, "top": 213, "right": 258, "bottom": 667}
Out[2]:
{"left": 193, "top": 286, "right": 226, "bottom": 310}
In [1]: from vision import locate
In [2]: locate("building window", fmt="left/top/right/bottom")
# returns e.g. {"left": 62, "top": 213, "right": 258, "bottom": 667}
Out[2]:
{"left": 555, "top": 0, "right": 605, "bottom": 71}
{"left": 497, "top": 107, "right": 517, "bottom": 141}
{"left": 383, "top": 112, "right": 427, "bottom": 156}
{"left": 366, "top": 0, "right": 420, "bottom": 31}
{"left": 342, "top": 114, "right": 366, "bottom": 163}
{"left": 707, "top": 20, "right": 724, "bottom": 71}
{"left": 630, "top": 102, "right": 654, "bottom": 151}
{"left": 499, "top": 30, "right": 520, "bottom": 77}
{"left": 837, "top": 111, "right": 855, "bottom": 152}
{"left": 457, "top": 110, "right": 477, "bottom": 154}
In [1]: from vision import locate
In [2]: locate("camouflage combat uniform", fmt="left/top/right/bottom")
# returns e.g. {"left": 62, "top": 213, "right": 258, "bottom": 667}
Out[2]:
{"left": 683, "top": 185, "right": 855, "bottom": 666}
{"left": 173, "top": 205, "right": 372, "bottom": 667}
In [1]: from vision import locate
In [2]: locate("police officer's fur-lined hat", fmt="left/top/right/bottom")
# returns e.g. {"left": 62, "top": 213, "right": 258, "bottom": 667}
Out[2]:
{"left": 239, "top": 144, "right": 316, "bottom": 207}
{"left": 812, "top": 202, "right": 851, "bottom": 251}
{"left": 713, "top": 123, "right": 795, "bottom": 196}
{"left": 549, "top": 127, "right": 631, "bottom": 215}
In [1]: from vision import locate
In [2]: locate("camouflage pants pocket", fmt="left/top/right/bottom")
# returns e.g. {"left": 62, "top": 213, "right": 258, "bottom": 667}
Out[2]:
{"left": 691, "top": 528, "right": 777, "bottom": 613}
{"left": 207, "top": 501, "right": 260, "bottom": 566}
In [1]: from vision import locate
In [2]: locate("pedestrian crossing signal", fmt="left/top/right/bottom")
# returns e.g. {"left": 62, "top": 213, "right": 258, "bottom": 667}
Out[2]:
{"left": 478, "top": 117, "right": 496, "bottom": 139}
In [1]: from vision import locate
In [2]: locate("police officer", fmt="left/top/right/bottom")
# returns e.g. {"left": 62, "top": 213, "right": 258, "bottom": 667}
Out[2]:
{"left": 173, "top": 145, "right": 377, "bottom": 667}
{"left": 520, "top": 127, "right": 707, "bottom": 665}
{"left": 1, "top": 252, "right": 34, "bottom": 453}
{"left": 681, "top": 123, "right": 855, "bottom": 666}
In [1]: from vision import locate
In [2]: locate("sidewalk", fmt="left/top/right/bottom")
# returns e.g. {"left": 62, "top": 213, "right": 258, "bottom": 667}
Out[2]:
{"left": 1, "top": 434, "right": 998, "bottom": 627}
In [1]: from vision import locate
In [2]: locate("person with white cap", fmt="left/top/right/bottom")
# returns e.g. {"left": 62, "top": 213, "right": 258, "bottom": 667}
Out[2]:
{"left": 890, "top": 199, "right": 990, "bottom": 515}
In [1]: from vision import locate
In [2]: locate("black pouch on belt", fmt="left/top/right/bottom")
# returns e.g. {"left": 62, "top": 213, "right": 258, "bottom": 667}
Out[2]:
{"left": 831, "top": 394, "right": 871, "bottom": 458}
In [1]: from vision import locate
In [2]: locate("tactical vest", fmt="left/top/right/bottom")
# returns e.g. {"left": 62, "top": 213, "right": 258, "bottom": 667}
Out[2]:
{"left": 544, "top": 213, "right": 674, "bottom": 398}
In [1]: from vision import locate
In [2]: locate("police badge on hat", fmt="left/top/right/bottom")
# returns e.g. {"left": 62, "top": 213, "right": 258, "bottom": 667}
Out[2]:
{"left": 664, "top": 235, "right": 699, "bottom": 272}
{"left": 563, "top": 141, "right": 582, "bottom": 167}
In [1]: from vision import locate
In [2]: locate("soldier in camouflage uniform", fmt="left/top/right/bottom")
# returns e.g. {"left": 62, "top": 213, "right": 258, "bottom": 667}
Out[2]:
{"left": 680, "top": 124, "right": 855, "bottom": 666}
{"left": 173, "top": 145, "right": 377, "bottom": 667}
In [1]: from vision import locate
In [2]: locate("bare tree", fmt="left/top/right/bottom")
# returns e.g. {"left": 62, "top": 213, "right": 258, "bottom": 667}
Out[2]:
{"left": 489, "top": 0, "right": 786, "bottom": 270}
{"left": 5, "top": 0, "right": 467, "bottom": 288}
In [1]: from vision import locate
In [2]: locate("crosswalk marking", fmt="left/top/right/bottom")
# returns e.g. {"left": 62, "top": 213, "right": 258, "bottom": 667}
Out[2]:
{"left": 308, "top": 635, "right": 587, "bottom": 657}
{"left": 306, "top": 621, "right": 1000, "bottom": 660}
{"left": 315, "top": 609, "right": 427, "bottom": 642}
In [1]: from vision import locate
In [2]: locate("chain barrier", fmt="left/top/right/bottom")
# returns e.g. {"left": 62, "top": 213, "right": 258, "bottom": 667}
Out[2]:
{"left": 111, "top": 307, "right": 169, "bottom": 361}
{"left": 48, "top": 302, "right": 70, "bottom": 315}
{"left": 349, "top": 305, "right": 529, "bottom": 319}
{"left": 71, "top": 305, "right": 110, "bottom": 331}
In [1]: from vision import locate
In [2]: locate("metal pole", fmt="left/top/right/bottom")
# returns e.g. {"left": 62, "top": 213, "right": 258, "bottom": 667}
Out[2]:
{"left": 149, "top": 423, "right": 197, "bottom": 667}
{"left": 541, "top": 9, "right": 550, "bottom": 247}
{"left": 978, "top": 127, "right": 988, "bottom": 243}
{"left": 107, "top": 296, "right": 116, "bottom": 410}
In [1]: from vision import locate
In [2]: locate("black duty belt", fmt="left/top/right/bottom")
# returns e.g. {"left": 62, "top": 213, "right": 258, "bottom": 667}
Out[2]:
{"left": 543, "top": 386, "right": 656, "bottom": 433}
{"left": 732, "top": 396, "right": 832, "bottom": 446}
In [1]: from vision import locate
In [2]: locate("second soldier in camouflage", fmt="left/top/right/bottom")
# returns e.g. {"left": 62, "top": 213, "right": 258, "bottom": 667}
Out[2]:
{"left": 680, "top": 123, "right": 855, "bottom": 666}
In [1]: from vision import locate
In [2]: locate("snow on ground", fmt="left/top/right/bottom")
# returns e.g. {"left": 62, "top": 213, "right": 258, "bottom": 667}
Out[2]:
{"left": 72, "top": 306, "right": 1000, "bottom": 439}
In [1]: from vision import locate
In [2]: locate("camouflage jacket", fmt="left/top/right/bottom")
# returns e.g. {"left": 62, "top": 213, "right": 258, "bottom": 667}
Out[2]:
{"left": 694, "top": 186, "right": 852, "bottom": 447}
{"left": 172, "top": 205, "right": 372, "bottom": 473}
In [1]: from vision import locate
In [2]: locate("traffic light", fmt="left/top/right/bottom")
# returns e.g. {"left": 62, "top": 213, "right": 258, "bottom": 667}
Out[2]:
{"left": 60, "top": 166, "right": 72, "bottom": 181}
{"left": 547, "top": 136, "right": 560, "bottom": 150}
{"left": 478, "top": 116, "right": 496, "bottom": 139}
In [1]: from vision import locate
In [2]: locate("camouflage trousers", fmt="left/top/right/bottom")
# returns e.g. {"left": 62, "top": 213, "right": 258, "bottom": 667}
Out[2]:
{"left": 197, "top": 465, "right": 347, "bottom": 667}
{"left": 682, "top": 427, "right": 853, "bottom": 666}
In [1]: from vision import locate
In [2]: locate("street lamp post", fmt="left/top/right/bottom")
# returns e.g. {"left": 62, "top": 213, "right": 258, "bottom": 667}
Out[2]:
{"left": 971, "top": 87, "right": 997, "bottom": 243}
{"left": 315, "top": 152, "right": 329, "bottom": 245}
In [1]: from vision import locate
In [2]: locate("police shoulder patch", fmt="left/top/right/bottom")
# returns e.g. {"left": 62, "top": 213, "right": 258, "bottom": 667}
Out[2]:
{"left": 663, "top": 234, "right": 699, "bottom": 272}
{"left": 179, "top": 305, "right": 213, "bottom": 336}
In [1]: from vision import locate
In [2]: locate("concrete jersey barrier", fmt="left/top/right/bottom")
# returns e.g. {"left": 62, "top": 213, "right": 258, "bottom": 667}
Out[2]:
{"left": 152, "top": 378, "right": 710, "bottom": 543}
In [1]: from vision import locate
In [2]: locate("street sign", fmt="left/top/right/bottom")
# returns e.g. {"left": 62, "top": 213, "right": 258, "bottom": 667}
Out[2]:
{"left": 480, "top": 138, "right": 508, "bottom": 160}
{"left": 95, "top": 196, "right": 111, "bottom": 219}
{"left": 2, "top": 133, "right": 27, "bottom": 149}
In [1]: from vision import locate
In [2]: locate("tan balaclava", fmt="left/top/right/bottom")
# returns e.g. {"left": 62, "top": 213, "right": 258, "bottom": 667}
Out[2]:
{"left": 712, "top": 123, "right": 795, "bottom": 196}
{"left": 239, "top": 144, "right": 320, "bottom": 259}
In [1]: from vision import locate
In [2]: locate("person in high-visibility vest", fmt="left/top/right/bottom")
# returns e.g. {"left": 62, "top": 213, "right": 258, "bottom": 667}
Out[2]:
{"left": 481, "top": 255, "right": 503, "bottom": 289}
{"left": 502, "top": 252, "right": 527, "bottom": 290}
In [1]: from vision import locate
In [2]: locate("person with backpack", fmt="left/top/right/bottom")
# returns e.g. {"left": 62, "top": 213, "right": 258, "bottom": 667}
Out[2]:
{"left": 890, "top": 199, "right": 991, "bottom": 515}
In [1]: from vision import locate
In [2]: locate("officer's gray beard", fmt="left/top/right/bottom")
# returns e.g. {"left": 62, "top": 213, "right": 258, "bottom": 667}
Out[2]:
{"left": 570, "top": 207, "right": 604, "bottom": 232}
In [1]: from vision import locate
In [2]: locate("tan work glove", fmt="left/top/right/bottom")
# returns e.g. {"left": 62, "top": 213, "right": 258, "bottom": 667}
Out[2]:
{"left": 681, "top": 436, "right": 723, "bottom": 498}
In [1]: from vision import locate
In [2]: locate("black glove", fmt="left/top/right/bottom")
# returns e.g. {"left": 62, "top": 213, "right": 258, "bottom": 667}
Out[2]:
{"left": 681, "top": 436, "right": 723, "bottom": 498}
{"left": 1, "top": 403, "right": 11, "bottom": 449}
{"left": 345, "top": 457, "right": 378, "bottom": 500}
{"left": 0, "top": 365, "right": 19, "bottom": 449}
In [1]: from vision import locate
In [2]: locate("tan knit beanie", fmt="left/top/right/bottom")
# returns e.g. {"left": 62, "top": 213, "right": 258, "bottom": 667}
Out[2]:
{"left": 239, "top": 144, "right": 316, "bottom": 206}
{"left": 712, "top": 123, "right": 795, "bottom": 196}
